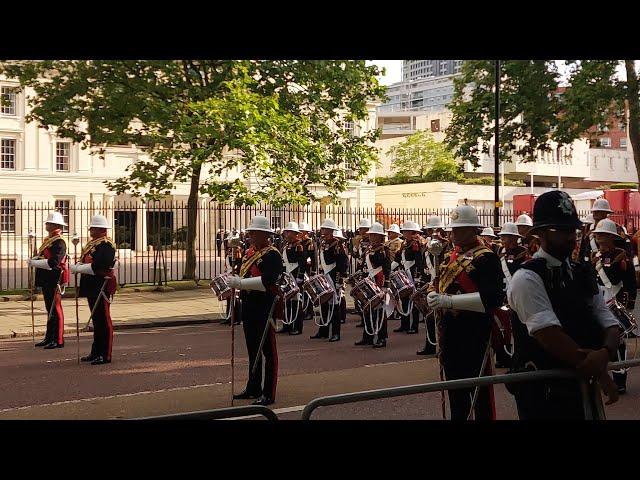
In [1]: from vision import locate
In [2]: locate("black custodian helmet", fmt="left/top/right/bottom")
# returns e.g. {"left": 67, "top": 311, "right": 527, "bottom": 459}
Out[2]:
{"left": 529, "top": 190, "right": 582, "bottom": 233}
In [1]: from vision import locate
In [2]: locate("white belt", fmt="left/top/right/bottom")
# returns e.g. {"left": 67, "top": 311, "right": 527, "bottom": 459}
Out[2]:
{"left": 425, "top": 252, "right": 436, "bottom": 278}
{"left": 366, "top": 254, "right": 382, "bottom": 279}
{"left": 500, "top": 256, "right": 512, "bottom": 288}
{"left": 320, "top": 250, "right": 336, "bottom": 275}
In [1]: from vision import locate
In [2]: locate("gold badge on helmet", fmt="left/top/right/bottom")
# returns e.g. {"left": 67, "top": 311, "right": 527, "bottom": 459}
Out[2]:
{"left": 451, "top": 211, "right": 459, "bottom": 221}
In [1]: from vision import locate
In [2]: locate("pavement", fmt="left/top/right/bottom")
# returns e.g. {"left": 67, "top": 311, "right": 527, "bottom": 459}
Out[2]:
{"left": 0, "top": 285, "right": 358, "bottom": 339}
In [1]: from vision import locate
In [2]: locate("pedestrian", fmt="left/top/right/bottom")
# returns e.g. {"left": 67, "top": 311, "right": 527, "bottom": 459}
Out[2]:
{"left": 70, "top": 215, "right": 117, "bottom": 365}
{"left": 227, "top": 215, "right": 284, "bottom": 406}
{"left": 507, "top": 191, "right": 620, "bottom": 419}
{"left": 29, "top": 212, "right": 69, "bottom": 349}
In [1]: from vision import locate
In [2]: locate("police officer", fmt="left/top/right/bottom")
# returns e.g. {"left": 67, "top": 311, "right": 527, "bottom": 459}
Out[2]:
{"left": 355, "top": 222, "right": 391, "bottom": 348}
{"left": 29, "top": 212, "right": 69, "bottom": 349}
{"left": 515, "top": 213, "right": 540, "bottom": 256}
{"left": 590, "top": 218, "right": 637, "bottom": 393}
{"left": 392, "top": 221, "right": 424, "bottom": 335}
{"left": 278, "top": 221, "right": 306, "bottom": 335}
{"left": 70, "top": 215, "right": 117, "bottom": 365}
{"left": 310, "top": 219, "right": 348, "bottom": 342}
{"left": 426, "top": 205, "right": 505, "bottom": 420}
{"left": 580, "top": 198, "right": 633, "bottom": 263}
{"left": 507, "top": 191, "right": 620, "bottom": 419}
{"left": 227, "top": 215, "right": 284, "bottom": 406}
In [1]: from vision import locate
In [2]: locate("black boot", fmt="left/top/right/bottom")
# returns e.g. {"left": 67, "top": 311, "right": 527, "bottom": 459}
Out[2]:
{"left": 354, "top": 337, "right": 373, "bottom": 346}
{"left": 329, "top": 334, "right": 340, "bottom": 342}
{"left": 35, "top": 339, "right": 50, "bottom": 347}
{"left": 81, "top": 354, "right": 98, "bottom": 362}
{"left": 373, "top": 338, "right": 387, "bottom": 348}
{"left": 252, "top": 395, "right": 274, "bottom": 406}
{"left": 43, "top": 341, "right": 64, "bottom": 349}
{"left": 233, "top": 389, "right": 262, "bottom": 400}
{"left": 417, "top": 345, "right": 437, "bottom": 356}
{"left": 91, "top": 356, "right": 111, "bottom": 365}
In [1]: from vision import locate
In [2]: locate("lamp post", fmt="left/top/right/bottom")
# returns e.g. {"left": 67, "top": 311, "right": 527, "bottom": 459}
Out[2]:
{"left": 494, "top": 60, "right": 501, "bottom": 228}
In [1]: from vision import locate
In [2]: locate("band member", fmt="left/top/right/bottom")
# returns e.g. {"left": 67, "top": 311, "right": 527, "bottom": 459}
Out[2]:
{"left": 507, "top": 191, "right": 620, "bottom": 419}
{"left": 221, "top": 232, "right": 243, "bottom": 326}
{"left": 310, "top": 219, "right": 348, "bottom": 342}
{"left": 355, "top": 222, "right": 391, "bottom": 348}
{"left": 480, "top": 227, "right": 500, "bottom": 255}
{"left": 579, "top": 198, "right": 633, "bottom": 263}
{"left": 278, "top": 221, "right": 306, "bottom": 335}
{"left": 227, "top": 215, "right": 284, "bottom": 406}
{"left": 515, "top": 213, "right": 540, "bottom": 256}
{"left": 70, "top": 215, "right": 117, "bottom": 365}
{"left": 392, "top": 221, "right": 424, "bottom": 335}
{"left": 352, "top": 219, "right": 371, "bottom": 328}
{"left": 385, "top": 224, "right": 404, "bottom": 258}
{"left": 590, "top": 218, "right": 637, "bottom": 394}
{"left": 495, "top": 222, "right": 529, "bottom": 369}
{"left": 426, "top": 205, "right": 505, "bottom": 420}
{"left": 334, "top": 227, "right": 349, "bottom": 324}
{"left": 29, "top": 212, "right": 69, "bottom": 349}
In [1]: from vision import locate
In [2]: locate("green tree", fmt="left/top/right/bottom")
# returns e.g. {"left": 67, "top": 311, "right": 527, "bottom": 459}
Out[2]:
{"left": 0, "top": 60, "right": 385, "bottom": 279}
{"left": 387, "top": 130, "right": 461, "bottom": 180}
{"left": 446, "top": 60, "right": 640, "bottom": 183}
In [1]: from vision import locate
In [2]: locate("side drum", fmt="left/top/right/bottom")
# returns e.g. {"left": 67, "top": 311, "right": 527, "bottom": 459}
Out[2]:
{"left": 389, "top": 270, "right": 415, "bottom": 300}
{"left": 275, "top": 272, "right": 300, "bottom": 301}
{"left": 303, "top": 274, "right": 335, "bottom": 305}
{"left": 411, "top": 283, "right": 431, "bottom": 316}
{"left": 351, "top": 277, "right": 384, "bottom": 311}
{"left": 210, "top": 273, "right": 233, "bottom": 301}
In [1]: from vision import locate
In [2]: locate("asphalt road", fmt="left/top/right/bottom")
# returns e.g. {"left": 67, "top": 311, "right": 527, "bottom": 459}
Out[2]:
{"left": 1, "top": 314, "right": 639, "bottom": 420}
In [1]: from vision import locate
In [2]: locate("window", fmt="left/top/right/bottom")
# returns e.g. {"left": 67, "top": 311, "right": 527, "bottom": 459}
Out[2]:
{"left": 343, "top": 120, "right": 354, "bottom": 136}
{"left": 55, "top": 200, "right": 70, "bottom": 232}
{"left": 431, "top": 119, "right": 441, "bottom": 132}
{"left": 454, "top": 60, "right": 464, "bottom": 73}
{"left": 620, "top": 138, "right": 627, "bottom": 148}
{"left": 619, "top": 121, "right": 626, "bottom": 131}
{"left": 1, "top": 139, "right": 16, "bottom": 169}
{"left": 0, "top": 87, "right": 17, "bottom": 116}
{"left": 56, "top": 142, "right": 70, "bottom": 171}
{"left": 0, "top": 199, "right": 16, "bottom": 233}
{"left": 600, "top": 137, "right": 611, "bottom": 148}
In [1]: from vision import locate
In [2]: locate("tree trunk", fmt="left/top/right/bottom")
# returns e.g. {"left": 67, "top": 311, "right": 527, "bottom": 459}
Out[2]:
{"left": 182, "top": 164, "right": 202, "bottom": 280}
{"left": 625, "top": 60, "right": 640, "bottom": 184}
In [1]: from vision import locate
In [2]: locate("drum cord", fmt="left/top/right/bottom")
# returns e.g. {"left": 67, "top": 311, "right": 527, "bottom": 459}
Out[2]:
{"left": 364, "top": 304, "right": 384, "bottom": 337}
{"left": 424, "top": 311, "right": 437, "bottom": 346}
{"left": 282, "top": 294, "right": 302, "bottom": 326}
{"left": 313, "top": 297, "right": 335, "bottom": 328}
{"left": 396, "top": 296, "right": 413, "bottom": 316}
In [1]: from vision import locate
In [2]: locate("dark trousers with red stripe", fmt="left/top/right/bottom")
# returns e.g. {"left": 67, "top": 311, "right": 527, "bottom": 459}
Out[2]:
{"left": 88, "top": 292, "right": 113, "bottom": 361}
{"left": 42, "top": 284, "right": 64, "bottom": 345}
{"left": 242, "top": 300, "right": 278, "bottom": 399}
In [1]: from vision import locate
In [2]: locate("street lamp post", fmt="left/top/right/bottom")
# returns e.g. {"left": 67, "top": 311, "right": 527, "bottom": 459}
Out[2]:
{"left": 494, "top": 60, "right": 501, "bottom": 228}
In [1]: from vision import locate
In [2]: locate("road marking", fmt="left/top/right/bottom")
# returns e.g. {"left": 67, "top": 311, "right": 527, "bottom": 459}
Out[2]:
{"left": 0, "top": 382, "right": 232, "bottom": 414}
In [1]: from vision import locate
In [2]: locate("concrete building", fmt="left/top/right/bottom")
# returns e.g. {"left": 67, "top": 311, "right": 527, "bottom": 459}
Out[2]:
{"left": 402, "top": 60, "right": 464, "bottom": 81}
{"left": 0, "top": 76, "right": 379, "bottom": 257}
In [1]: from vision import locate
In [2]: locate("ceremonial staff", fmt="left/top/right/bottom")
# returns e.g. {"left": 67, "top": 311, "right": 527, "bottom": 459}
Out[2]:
{"left": 427, "top": 238, "right": 446, "bottom": 419}
{"left": 72, "top": 233, "right": 80, "bottom": 364}
{"left": 229, "top": 288, "right": 236, "bottom": 407}
{"left": 28, "top": 230, "right": 36, "bottom": 346}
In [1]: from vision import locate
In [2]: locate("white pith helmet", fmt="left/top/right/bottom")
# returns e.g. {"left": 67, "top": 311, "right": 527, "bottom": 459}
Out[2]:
{"left": 447, "top": 205, "right": 482, "bottom": 228}
{"left": 334, "top": 228, "right": 346, "bottom": 240}
{"left": 593, "top": 218, "right": 621, "bottom": 238}
{"left": 320, "top": 218, "right": 338, "bottom": 230}
{"left": 580, "top": 214, "right": 594, "bottom": 225}
{"left": 498, "top": 222, "right": 521, "bottom": 237}
{"left": 480, "top": 227, "right": 497, "bottom": 238}
{"left": 426, "top": 215, "right": 444, "bottom": 229}
{"left": 298, "top": 221, "right": 312, "bottom": 232}
{"left": 515, "top": 214, "right": 533, "bottom": 227}
{"left": 386, "top": 224, "right": 401, "bottom": 235}
{"left": 368, "top": 222, "right": 386, "bottom": 236}
{"left": 45, "top": 212, "right": 67, "bottom": 227}
{"left": 282, "top": 221, "right": 300, "bottom": 233}
{"left": 592, "top": 198, "right": 613, "bottom": 213}
{"left": 246, "top": 215, "right": 274, "bottom": 233}
{"left": 357, "top": 218, "right": 372, "bottom": 230}
{"left": 401, "top": 220, "right": 422, "bottom": 232}
{"left": 88, "top": 214, "right": 109, "bottom": 229}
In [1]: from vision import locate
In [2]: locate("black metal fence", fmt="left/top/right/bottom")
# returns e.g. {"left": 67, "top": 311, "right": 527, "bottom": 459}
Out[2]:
{"left": 1, "top": 201, "right": 638, "bottom": 291}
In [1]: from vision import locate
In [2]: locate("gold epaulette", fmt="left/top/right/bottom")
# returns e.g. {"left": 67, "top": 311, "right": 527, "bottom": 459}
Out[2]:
{"left": 81, "top": 236, "right": 116, "bottom": 258}
{"left": 37, "top": 234, "right": 67, "bottom": 256}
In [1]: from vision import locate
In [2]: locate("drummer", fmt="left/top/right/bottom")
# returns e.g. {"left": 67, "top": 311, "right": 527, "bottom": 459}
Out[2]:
{"left": 392, "top": 221, "right": 425, "bottom": 335}
{"left": 590, "top": 218, "right": 637, "bottom": 394}
{"left": 298, "top": 222, "right": 317, "bottom": 320}
{"left": 309, "top": 218, "right": 348, "bottom": 342}
{"left": 353, "top": 218, "right": 372, "bottom": 328}
{"left": 277, "top": 221, "right": 307, "bottom": 336}
{"left": 221, "top": 232, "right": 244, "bottom": 326}
{"left": 480, "top": 227, "right": 500, "bottom": 255}
{"left": 355, "top": 222, "right": 391, "bottom": 348}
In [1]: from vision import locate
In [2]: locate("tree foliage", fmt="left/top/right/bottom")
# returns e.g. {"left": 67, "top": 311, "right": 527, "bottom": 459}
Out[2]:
{"left": 386, "top": 130, "right": 461, "bottom": 181}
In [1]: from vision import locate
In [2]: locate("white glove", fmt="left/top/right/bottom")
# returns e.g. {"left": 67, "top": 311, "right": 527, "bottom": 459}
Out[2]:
{"left": 29, "top": 259, "right": 52, "bottom": 270}
{"left": 227, "top": 275, "right": 242, "bottom": 289}
{"left": 240, "top": 276, "right": 266, "bottom": 292}
{"left": 427, "top": 291, "right": 453, "bottom": 309}
{"left": 71, "top": 263, "right": 94, "bottom": 275}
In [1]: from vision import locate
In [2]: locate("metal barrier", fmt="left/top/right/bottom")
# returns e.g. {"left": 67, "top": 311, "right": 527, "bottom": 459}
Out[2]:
{"left": 132, "top": 405, "right": 278, "bottom": 421}
{"left": 301, "top": 358, "right": 640, "bottom": 420}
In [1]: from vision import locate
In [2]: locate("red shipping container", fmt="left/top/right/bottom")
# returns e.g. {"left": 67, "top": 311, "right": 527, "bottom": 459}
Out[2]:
{"left": 513, "top": 194, "right": 537, "bottom": 220}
